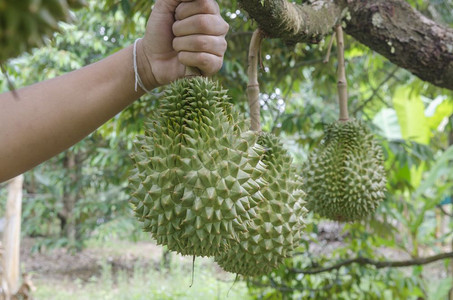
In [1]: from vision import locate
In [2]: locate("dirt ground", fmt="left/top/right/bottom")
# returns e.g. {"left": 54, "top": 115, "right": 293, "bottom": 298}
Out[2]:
{"left": 19, "top": 237, "right": 231, "bottom": 287}
{"left": 20, "top": 238, "right": 166, "bottom": 282}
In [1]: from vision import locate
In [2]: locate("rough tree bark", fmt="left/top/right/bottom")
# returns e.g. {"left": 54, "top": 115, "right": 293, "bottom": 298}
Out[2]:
{"left": 238, "top": 0, "right": 453, "bottom": 90}
{"left": 344, "top": 0, "right": 453, "bottom": 90}
{"left": 61, "top": 151, "right": 80, "bottom": 248}
{"left": 237, "top": 0, "right": 343, "bottom": 44}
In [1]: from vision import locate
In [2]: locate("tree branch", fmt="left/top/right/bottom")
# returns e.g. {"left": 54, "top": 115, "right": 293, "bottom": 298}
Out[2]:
{"left": 342, "top": 0, "right": 453, "bottom": 90}
{"left": 352, "top": 66, "right": 399, "bottom": 115}
{"left": 290, "top": 251, "right": 453, "bottom": 274}
{"left": 238, "top": 0, "right": 453, "bottom": 90}
{"left": 238, "top": 0, "right": 343, "bottom": 44}
{"left": 249, "top": 270, "right": 343, "bottom": 293}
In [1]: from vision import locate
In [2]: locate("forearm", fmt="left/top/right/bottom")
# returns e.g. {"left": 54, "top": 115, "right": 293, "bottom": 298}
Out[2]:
{"left": 0, "top": 0, "right": 228, "bottom": 183}
{"left": 0, "top": 45, "right": 148, "bottom": 182}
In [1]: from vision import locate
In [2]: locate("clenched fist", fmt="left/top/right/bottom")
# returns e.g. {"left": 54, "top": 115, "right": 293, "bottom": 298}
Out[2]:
{"left": 136, "top": 0, "right": 229, "bottom": 88}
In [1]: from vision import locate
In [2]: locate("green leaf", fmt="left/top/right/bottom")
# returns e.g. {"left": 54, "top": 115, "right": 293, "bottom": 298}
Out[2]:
{"left": 427, "top": 277, "right": 453, "bottom": 300}
{"left": 372, "top": 108, "right": 402, "bottom": 140}
{"left": 416, "top": 145, "right": 453, "bottom": 197}
{"left": 121, "top": 0, "right": 131, "bottom": 15}
{"left": 393, "top": 86, "right": 431, "bottom": 187}
{"left": 393, "top": 86, "right": 430, "bottom": 145}
{"left": 426, "top": 96, "right": 453, "bottom": 130}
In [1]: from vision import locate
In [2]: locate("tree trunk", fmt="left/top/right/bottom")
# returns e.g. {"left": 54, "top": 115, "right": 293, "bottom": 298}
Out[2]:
{"left": 2, "top": 174, "right": 24, "bottom": 298}
{"left": 61, "top": 151, "right": 79, "bottom": 248}
{"left": 449, "top": 117, "right": 453, "bottom": 300}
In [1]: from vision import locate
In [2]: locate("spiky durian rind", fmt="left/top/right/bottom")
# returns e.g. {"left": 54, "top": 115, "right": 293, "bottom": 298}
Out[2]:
{"left": 303, "top": 119, "right": 386, "bottom": 222}
{"left": 129, "top": 77, "right": 267, "bottom": 257}
{"left": 215, "top": 132, "right": 307, "bottom": 276}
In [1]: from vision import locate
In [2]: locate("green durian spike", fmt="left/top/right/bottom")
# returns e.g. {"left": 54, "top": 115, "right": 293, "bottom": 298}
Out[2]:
{"left": 215, "top": 132, "right": 307, "bottom": 276}
{"left": 129, "top": 77, "right": 267, "bottom": 257}
{"left": 303, "top": 119, "right": 386, "bottom": 222}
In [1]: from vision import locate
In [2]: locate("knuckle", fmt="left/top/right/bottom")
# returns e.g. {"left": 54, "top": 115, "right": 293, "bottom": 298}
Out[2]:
{"left": 198, "top": 53, "right": 212, "bottom": 68}
{"left": 197, "top": 0, "right": 210, "bottom": 13}
{"left": 194, "top": 36, "right": 209, "bottom": 52}
{"left": 213, "top": 1, "right": 220, "bottom": 13}
{"left": 172, "top": 38, "right": 179, "bottom": 51}
{"left": 221, "top": 20, "right": 230, "bottom": 33}
{"left": 200, "top": 55, "right": 222, "bottom": 75}
{"left": 172, "top": 22, "right": 180, "bottom": 36}
{"left": 216, "top": 58, "right": 223, "bottom": 71}
{"left": 178, "top": 52, "right": 190, "bottom": 65}
{"left": 198, "top": 0, "right": 219, "bottom": 14}
{"left": 207, "top": 60, "right": 222, "bottom": 75}
{"left": 221, "top": 39, "right": 228, "bottom": 51}
{"left": 197, "top": 15, "right": 211, "bottom": 32}
{"left": 174, "top": 5, "right": 183, "bottom": 20}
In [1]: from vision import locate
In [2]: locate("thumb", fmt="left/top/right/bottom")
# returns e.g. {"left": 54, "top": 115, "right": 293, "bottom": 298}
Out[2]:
{"left": 153, "top": 0, "right": 193, "bottom": 14}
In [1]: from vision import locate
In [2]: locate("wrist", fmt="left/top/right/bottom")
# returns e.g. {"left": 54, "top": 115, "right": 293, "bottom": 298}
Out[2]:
{"left": 135, "top": 38, "right": 158, "bottom": 91}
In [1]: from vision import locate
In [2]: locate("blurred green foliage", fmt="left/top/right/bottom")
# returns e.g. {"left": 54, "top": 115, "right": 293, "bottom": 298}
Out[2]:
{"left": 0, "top": 0, "right": 87, "bottom": 62}
{"left": 1, "top": 0, "right": 453, "bottom": 299}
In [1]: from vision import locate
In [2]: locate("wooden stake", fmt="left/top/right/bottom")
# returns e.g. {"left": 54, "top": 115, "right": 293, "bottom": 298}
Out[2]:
{"left": 335, "top": 24, "right": 349, "bottom": 122}
{"left": 2, "top": 175, "right": 24, "bottom": 297}
{"left": 247, "top": 29, "right": 264, "bottom": 132}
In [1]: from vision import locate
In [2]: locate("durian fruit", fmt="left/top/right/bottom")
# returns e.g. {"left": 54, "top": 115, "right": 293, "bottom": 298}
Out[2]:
{"left": 215, "top": 132, "right": 307, "bottom": 276}
{"left": 0, "top": 0, "right": 87, "bottom": 62}
{"left": 303, "top": 119, "right": 386, "bottom": 222}
{"left": 129, "top": 77, "right": 267, "bottom": 257}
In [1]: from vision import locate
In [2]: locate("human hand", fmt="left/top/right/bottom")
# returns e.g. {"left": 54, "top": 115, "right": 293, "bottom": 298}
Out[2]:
{"left": 136, "top": 0, "right": 229, "bottom": 89}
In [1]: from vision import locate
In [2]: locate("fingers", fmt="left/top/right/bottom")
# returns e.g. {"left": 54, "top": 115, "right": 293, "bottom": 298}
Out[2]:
{"left": 171, "top": 0, "right": 229, "bottom": 76}
{"left": 173, "top": 35, "right": 226, "bottom": 74}
{"left": 173, "top": 14, "right": 229, "bottom": 37}
{"left": 173, "top": 35, "right": 227, "bottom": 57}
{"left": 178, "top": 52, "right": 223, "bottom": 76}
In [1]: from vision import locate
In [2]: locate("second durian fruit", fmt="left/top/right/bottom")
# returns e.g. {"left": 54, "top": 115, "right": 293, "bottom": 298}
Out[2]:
{"left": 215, "top": 132, "right": 307, "bottom": 276}
{"left": 303, "top": 119, "right": 386, "bottom": 222}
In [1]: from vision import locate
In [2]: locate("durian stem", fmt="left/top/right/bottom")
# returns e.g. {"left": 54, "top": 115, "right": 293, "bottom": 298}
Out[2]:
{"left": 189, "top": 255, "right": 196, "bottom": 287}
{"left": 227, "top": 274, "right": 240, "bottom": 297}
{"left": 335, "top": 24, "right": 349, "bottom": 122}
{"left": 185, "top": 66, "right": 202, "bottom": 77}
{"left": 247, "top": 29, "right": 264, "bottom": 132}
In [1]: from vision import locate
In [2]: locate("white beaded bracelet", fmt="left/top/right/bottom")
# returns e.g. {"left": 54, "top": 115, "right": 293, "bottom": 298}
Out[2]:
{"left": 133, "top": 38, "right": 153, "bottom": 94}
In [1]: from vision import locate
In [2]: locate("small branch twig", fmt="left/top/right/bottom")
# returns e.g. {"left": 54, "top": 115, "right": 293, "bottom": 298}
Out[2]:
{"left": 0, "top": 63, "right": 19, "bottom": 99}
{"left": 247, "top": 29, "right": 264, "bottom": 132}
{"left": 323, "top": 31, "right": 336, "bottom": 64}
{"left": 249, "top": 270, "right": 343, "bottom": 293}
{"left": 438, "top": 205, "right": 453, "bottom": 217}
{"left": 352, "top": 66, "right": 399, "bottom": 115}
{"left": 270, "top": 80, "right": 295, "bottom": 133}
{"left": 290, "top": 251, "right": 453, "bottom": 275}
{"left": 335, "top": 24, "right": 348, "bottom": 122}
